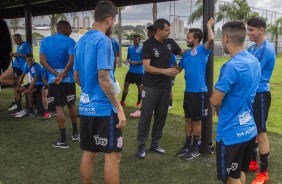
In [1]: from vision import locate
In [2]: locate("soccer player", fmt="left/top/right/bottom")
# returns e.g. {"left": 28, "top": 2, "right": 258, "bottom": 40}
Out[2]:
{"left": 136, "top": 18, "right": 185, "bottom": 159}
{"left": 41, "top": 67, "right": 52, "bottom": 120}
{"left": 176, "top": 18, "right": 214, "bottom": 160}
{"left": 105, "top": 28, "right": 120, "bottom": 72}
{"left": 120, "top": 34, "right": 143, "bottom": 107}
{"left": 40, "top": 20, "right": 79, "bottom": 148}
{"left": 15, "top": 53, "right": 44, "bottom": 117}
{"left": 247, "top": 17, "right": 276, "bottom": 184}
{"left": 73, "top": 1, "right": 126, "bottom": 184}
{"left": 0, "top": 34, "right": 32, "bottom": 111}
{"left": 210, "top": 20, "right": 261, "bottom": 184}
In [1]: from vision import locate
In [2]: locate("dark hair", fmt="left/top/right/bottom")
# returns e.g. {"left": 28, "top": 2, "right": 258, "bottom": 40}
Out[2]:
{"left": 94, "top": 0, "right": 117, "bottom": 22}
{"left": 154, "top": 18, "right": 170, "bottom": 31}
{"left": 188, "top": 28, "right": 203, "bottom": 42}
{"left": 57, "top": 20, "right": 71, "bottom": 32}
{"left": 147, "top": 25, "right": 155, "bottom": 31}
{"left": 247, "top": 17, "right": 266, "bottom": 29}
{"left": 13, "top": 34, "right": 22, "bottom": 39}
{"left": 133, "top": 34, "right": 141, "bottom": 38}
{"left": 26, "top": 53, "right": 34, "bottom": 58}
{"left": 222, "top": 20, "right": 246, "bottom": 45}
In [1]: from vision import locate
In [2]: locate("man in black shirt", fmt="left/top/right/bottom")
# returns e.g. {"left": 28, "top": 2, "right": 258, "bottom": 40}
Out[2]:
{"left": 136, "top": 19, "right": 185, "bottom": 159}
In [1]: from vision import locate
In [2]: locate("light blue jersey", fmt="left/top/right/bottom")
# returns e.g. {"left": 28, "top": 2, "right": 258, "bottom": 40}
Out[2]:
{"left": 247, "top": 39, "right": 276, "bottom": 92}
{"left": 74, "top": 30, "right": 116, "bottom": 116}
{"left": 23, "top": 62, "right": 43, "bottom": 86}
{"left": 215, "top": 51, "right": 261, "bottom": 145}
{"left": 170, "top": 54, "right": 177, "bottom": 67}
{"left": 112, "top": 38, "right": 120, "bottom": 56}
{"left": 127, "top": 45, "right": 143, "bottom": 74}
{"left": 178, "top": 44, "right": 211, "bottom": 92}
{"left": 40, "top": 34, "right": 76, "bottom": 84}
{"left": 12, "top": 42, "right": 32, "bottom": 70}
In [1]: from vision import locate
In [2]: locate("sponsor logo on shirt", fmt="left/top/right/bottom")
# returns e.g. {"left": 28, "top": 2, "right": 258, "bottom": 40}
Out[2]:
{"left": 238, "top": 110, "right": 252, "bottom": 125}
{"left": 153, "top": 48, "right": 159, "bottom": 57}
{"left": 80, "top": 93, "right": 90, "bottom": 103}
{"left": 93, "top": 135, "right": 108, "bottom": 146}
{"left": 191, "top": 48, "right": 198, "bottom": 56}
{"left": 226, "top": 163, "right": 238, "bottom": 174}
{"left": 117, "top": 136, "right": 123, "bottom": 148}
{"left": 79, "top": 107, "right": 96, "bottom": 114}
{"left": 31, "top": 67, "right": 35, "bottom": 73}
{"left": 237, "top": 126, "right": 256, "bottom": 138}
{"left": 167, "top": 44, "right": 172, "bottom": 50}
{"left": 142, "top": 90, "right": 146, "bottom": 98}
{"left": 136, "top": 47, "right": 141, "bottom": 53}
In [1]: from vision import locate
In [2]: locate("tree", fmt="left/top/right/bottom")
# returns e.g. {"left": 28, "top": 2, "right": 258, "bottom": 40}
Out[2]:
{"left": 216, "top": 0, "right": 259, "bottom": 23}
{"left": 117, "top": 7, "right": 125, "bottom": 67}
{"left": 8, "top": 18, "right": 21, "bottom": 34}
{"left": 267, "top": 17, "right": 282, "bottom": 55}
{"left": 152, "top": 2, "right": 158, "bottom": 23}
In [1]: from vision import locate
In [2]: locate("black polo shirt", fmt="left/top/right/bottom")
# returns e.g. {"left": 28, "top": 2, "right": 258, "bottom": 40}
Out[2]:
{"left": 142, "top": 37, "right": 181, "bottom": 89}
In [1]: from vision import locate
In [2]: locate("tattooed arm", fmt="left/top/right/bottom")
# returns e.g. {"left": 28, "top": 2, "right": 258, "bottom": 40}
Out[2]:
{"left": 98, "top": 69, "right": 126, "bottom": 128}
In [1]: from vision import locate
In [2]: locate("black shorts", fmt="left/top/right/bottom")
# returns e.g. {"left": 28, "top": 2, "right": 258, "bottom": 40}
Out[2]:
{"left": 125, "top": 72, "right": 143, "bottom": 85}
{"left": 80, "top": 111, "right": 122, "bottom": 153}
{"left": 253, "top": 92, "right": 271, "bottom": 133}
{"left": 12, "top": 67, "right": 23, "bottom": 79}
{"left": 216, "top": 137, "right": 256, "bottom": 183}
{"left": 23, "top": 83, "right": 42, "bottom": 91}
{"left": 48, "top": 83, "right": 76, "bottom": 107}
{"left": 183, "top": 92, "right": 209, "bottom": 121}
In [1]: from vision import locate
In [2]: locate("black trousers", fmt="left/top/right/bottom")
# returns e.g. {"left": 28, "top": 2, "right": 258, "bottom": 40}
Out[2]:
{"left": 137, "top": 87, "right": 171, "bottom": 146}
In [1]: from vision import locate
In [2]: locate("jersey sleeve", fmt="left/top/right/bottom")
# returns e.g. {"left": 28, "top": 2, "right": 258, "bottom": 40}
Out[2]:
{"left": 200, "top": 44, "right": 211, "bottom": 55}
{"left": 73, "top": 45, "right": 78, "bottom": 72}
{"left": 24, "top": 43, "right": 32, "bottom": 54}
{"left": 68, "top": 39, "right": 76, "bottom": 55}
{"left": 178, "top": 54, "right": 185, "bottom": 69}
{"left": 97, "top": 37, "right": 113, "bottom": 70}
{"left": 260, "top": 49, "right": 276, "bottom": 71}
{"left": 22, "top": 63, "right": 29, "bottom": 74}
{"left": 39, "top": 39, "right": 46, "bottom": 54}
{"left": 215, "top": 63, "right": 238, "bottom": 93}
{"left": 142, "top": 41, "right": 151, "bottom": 60}
{"left": 171, "top": 39, "right": 182, "bottom": 55}
{"left": 113, "top": 39, "right": 120, "bottom": 56}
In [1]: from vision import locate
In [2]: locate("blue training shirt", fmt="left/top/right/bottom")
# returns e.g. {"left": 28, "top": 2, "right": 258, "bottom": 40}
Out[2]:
{"left": 247, "top": 39, "right": 276, "bottom": 92}
{"left": 39, "top": 34, "right": 76, "bottom": 84}
{"left": 12, "top": 42, "right": 32, "bottom": 70}
{"left": 74, "top": 30, "right": 116, "bottom": 117}
{"left": 22, "top": 62, "right": 44, "bottom": 86}
{"left": 170, "top": 54, "right": 177, "bottom": 67}
{"left": 111, "top": 38, "right": 120, "bottom": 57}
{"left": 215, "top": 50, "right": 261, "bottom": 145}
{"left": 178, "top": 44, "right": 211, "bottom": 92}
{"left": 127, "top": 44, "right": 143, "bottom": 74}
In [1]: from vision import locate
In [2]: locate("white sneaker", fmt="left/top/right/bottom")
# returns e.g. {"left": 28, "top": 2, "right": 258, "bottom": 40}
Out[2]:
{"left": 15, "top": 110, "right": 27, "bottom": 118}
{"left": 8, "top": 104, "right": 18, "bottom": 111}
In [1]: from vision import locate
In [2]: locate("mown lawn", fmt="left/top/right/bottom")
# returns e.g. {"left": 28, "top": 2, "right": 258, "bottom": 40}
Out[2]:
{"left": 0, "top": 48, "right": 281, "bottom": 184}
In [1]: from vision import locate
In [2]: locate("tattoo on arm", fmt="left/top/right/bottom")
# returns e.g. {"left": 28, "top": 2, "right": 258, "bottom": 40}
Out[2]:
{"left": 98, "top": 70, "right": 120, "bottom": 109}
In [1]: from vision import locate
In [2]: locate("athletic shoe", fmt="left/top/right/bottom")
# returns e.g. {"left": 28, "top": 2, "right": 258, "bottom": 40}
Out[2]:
{"left": 176, "top": 145, "right": 191, "bottom": 157}
{"left": 136, "top": 144, "right": 146, "bottom": 159}
{"left": 10, "top": 109, "right": 21, "bottom": 116}
{"left": 50, "top": 111, "right": 56, "bottom": 116}
{"left": 181, "top": 148, "right": 200, "bottom": 160}
{"left": 8, "top": 104, "right": 17, "bottom": 111}
{"left": 120, "top": 101, "right": 125, "bottom": 106}
{"left": 150, "top": 144, "right": 165, "bottom": 154}
{"left": 251, "top": 171, "right": 269, "bottom": 184}
{"left": 42, "top": 112, "right": 51, "bottom": 120}
{"left": 249, "top": 160, "right": 259, "bottom": 172}
{"left": 15, "top": 110, "right": 27, "bottom": 118}
{"left": 71, "top": 132, "right": 80, "bottom": 141}
{"left": 135, "top": 103, "right": 141, "bottom": 108}
{"left": 168, "top": 105, "right": 172, "bottom": 110}
{"left": 130, "top": 110, "right": 141, "bottom": 118}
{"left": 22, "top": 111, "right": 36, "bottom": 118}
{"left": 51, "top": 139, "right": 69, "bottom": 149}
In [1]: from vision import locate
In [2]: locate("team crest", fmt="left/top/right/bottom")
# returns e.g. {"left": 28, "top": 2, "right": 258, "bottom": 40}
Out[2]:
{"left": 136, "top": 47, "right": 141, "bottom": 53}
{"left": 117, "top": 136, "right": 123, "bottom": 148}
{"left": 167, "top": 44, "right": 172, "bottom": 50}
{"left": 191, "top": 48, "right": 198, "bottom": 56}
{"left": 153, "top": 48, "right": 159, "bottom": 57}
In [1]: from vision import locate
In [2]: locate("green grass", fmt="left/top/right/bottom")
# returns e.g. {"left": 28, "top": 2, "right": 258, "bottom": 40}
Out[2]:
{"left": 0, "top": 48, "right": 282, "bottom": 183}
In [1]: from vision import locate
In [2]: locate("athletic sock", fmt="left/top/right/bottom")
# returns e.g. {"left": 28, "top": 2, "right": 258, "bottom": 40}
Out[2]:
{"left": 137, "top": 94, "right": 142, "bottom": 104}
{"left": 72, "top": 123, "right": 78, "bottom": 133}
{"left": 16, "top": 101, "right": 21, "bottom": 111}
{"left": 259, "top": 152, "right": 269, "bottom": 172}
{"left": 192, "top": 135, "right": 200, "bottom": 150}
{"left": 185, "top": 136, "right": 192, "bottom": 147}
{"left": 59, "top": 128, "right": 67, "bottom": 142}
{"left": 169, "top": 99, "right": 173, "bottom": 106}
{"left": 44, "top": 108, "right": 49, "bottom": 113}
{"left": 251, "top": 142, "right": 258, "bottom": 161}
{"left": 121, "top": 92, "right": 127, "bottom": 102}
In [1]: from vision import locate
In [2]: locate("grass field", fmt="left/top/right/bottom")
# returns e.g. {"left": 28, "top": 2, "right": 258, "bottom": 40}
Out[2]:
{"left": 0, "top": 48, "right": 281, "bottom": 184}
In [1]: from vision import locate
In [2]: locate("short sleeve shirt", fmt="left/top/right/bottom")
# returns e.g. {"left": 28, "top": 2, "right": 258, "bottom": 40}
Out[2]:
{"left": 12, "top": 42, "right": 32, "bottom": 70}
{"left": 142, "top": 37, "right": 181, "bottom": 89}
{"left": 127, "top": 45, "right": 143, "bottom": 74}
{"left": 22, "top": 62, "right": 44, "bottom": 86}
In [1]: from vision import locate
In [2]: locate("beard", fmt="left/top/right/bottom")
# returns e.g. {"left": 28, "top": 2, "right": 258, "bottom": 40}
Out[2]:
{"left": 105, "top": 27, "right": 113, "bottom": 37}
{"left": 187, "top": 42, "right": 194, "bottom": 48}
